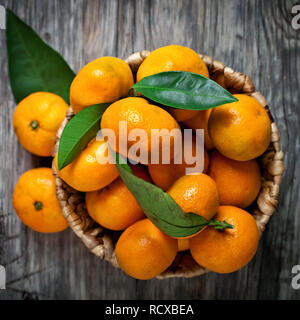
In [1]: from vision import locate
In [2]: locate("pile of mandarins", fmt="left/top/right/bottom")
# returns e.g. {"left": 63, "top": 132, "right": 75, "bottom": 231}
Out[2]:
{"left": 12, "top": 45, "right": 271, "bottom": 280}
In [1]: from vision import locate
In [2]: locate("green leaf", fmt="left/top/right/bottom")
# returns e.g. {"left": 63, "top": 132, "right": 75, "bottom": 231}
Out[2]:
{"left": 6, "top": 8, "right": 75, "bottom": 103}
{"left": 58, "top": 103, "right": 110, "bottom": 170}
{"left": 132, "top": 71, "right": 238, "bottom": 110}
{"left": 116, "top": 159, "right": 232, "bottom": 237}
{"left": 115, "top": 155, "right": 234, "bottom": 237}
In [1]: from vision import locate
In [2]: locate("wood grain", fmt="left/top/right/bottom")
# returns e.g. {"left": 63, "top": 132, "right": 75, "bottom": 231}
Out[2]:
{"left": 0, "top": 0, "right": 299, "bottom": 300}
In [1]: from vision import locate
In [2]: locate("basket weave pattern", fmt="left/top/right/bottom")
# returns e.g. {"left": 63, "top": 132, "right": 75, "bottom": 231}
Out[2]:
{"left": 52, "top": 51, "right": 285, "bottom": 279}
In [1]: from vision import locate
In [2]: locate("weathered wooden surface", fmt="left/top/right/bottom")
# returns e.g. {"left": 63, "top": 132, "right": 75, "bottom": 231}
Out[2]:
{"left": 0, "top": 0, "right": 299, "bottom": 300}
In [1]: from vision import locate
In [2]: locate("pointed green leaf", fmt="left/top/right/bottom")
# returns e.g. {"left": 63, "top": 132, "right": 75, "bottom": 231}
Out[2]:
{"left": 58, "top": 103, "right": 110, "bottom": 170}
{"left": 132, "top": 71, "right": 238, "bottom": 110}
{"left": 116, "top": 160, "right": 208, "bottom": 237}
{"left": 6, "top": 8, "right": 75, "bottom": 103}
{"left": 115, "top": 155, "right": 234, "bottom": 237}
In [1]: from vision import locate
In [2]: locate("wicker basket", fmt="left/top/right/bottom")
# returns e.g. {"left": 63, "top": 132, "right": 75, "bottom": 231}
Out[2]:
{"left": 52, "top": 51, "right": 285, "bottom": 279}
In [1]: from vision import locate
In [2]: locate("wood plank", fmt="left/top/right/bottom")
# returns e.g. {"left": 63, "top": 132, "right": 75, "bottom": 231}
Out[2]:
{"left": 0, "top": 0, "right": 299, "bottom": 299}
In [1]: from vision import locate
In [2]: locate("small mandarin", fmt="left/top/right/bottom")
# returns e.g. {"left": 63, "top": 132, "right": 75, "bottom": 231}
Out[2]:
{"left": 100, "top": 97, "right": 180, "bottom": 164}
{"left": 190, "top": 206, "right": 259, "bottom": 273}
{"left": 115, "top": 219, "right": 178, "bottom": 280}
{"left": 12, "top": 168, "right": 68, "bottom": 233}
{"left": 167, "top": 173, "right": 219, "bottom": 226}
{"left": 13, "top": 92, "right": 68, "bottom": 157}
{"left": 86, "top": 177, "right": 145, "bottom": 231}
{"left": 137, "top": 45, "right": 209, "bottom": 82}
{"left": 54, "top": 139, "right": 119, "bottom": 192}
{"left": 208, "top": 151, "right": 261, "bottom": 208}
{"left": 208, "top": 94, "right": 271, "bottom": 161}
{"left": 70, "top": 57, "right": 134, "bottom": 113}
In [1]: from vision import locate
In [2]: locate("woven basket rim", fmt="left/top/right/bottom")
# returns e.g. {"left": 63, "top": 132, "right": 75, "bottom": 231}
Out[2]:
{"left": 52, "top": 51, "right": 285, "bottom": 279}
